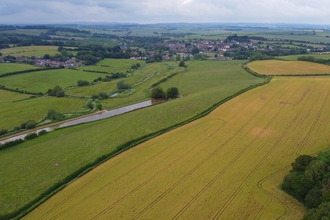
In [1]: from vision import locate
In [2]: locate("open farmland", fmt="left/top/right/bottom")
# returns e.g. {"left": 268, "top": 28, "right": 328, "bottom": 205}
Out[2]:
{"left": 0, "top": 60, "right": 265, "bottom": 218}
{"left": 278, "top": 53, "right": 330, "bottom": 61}
{"left": 68, "top": 62, "right": 183, "bottom": 108}
{"left": 0, "top": 69, "right": 107, "bottom": 93}
{"left": 77, "top": 58, "right": 145, "bottom": 73}
{"left": 0, "top": 46, "right": 60, "bottom": 57}
{"left": 0, "top": 89, "right": 88, "bottom": 131}
{"left": 248, "top": 60, "right": 330, "bottom": 75}
{"left": 24, "top": 76, "right": 330, "bottom": 220}
{"left": 0, "top": 63, "right": 40, "bottom": 75}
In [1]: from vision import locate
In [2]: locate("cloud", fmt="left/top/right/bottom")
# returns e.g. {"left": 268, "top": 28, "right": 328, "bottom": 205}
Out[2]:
{"left": 0, "top": 0, "right": 329, "bottom": 24}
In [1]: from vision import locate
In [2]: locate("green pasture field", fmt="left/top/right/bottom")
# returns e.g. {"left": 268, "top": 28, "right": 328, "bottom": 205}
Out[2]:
{"left": 278, "top": 53, "right": 330, "bottom": 61}
{"left": 0, "top": 69, "right": 107, "bottom": 93}
{"left": 0, "top": 60, "right": 264, "bottom": 218}
{"left": 0, "top": 46, "right": 60, "bottom": 57}
{"left": 25, "top": 76, "right": 330, "bottom": 220}
{"left": 0, "top": 90, "right": 88, "bottom": 131}
{"left": 68, "top": 62, "right": 183, "bottom": 108}
{"left": 0, "top": 63, "right": 40, "bottom": 75}
{"left": 77, "top": 58, "right": 145, "bottom": 73}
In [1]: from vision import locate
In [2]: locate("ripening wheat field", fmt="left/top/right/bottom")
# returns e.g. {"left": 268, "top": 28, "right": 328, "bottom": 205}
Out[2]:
{"left": 248, "top": 60, "right": 330, "bottom": 75}
{"left": 25, "top": 76, "right": 330, "bottom": 220}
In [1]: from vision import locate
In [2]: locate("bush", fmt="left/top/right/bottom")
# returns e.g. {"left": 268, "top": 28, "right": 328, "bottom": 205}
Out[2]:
{"left": 13, "top": 126, "right": 21, "bottom": 131}
{"left": 98, "top": 92, "right": 109, "bottom": 99}
{"left": 38, "top": 130, "right": 48, "bottom": 136}
{"left": 0, "top": 139, "right": 24, "bottom": 151}
{"left": 151, "top": 87, "right": 165, "bottom": 99}
{"left": 25, "top": 120, "right": 36, "bottom": 129}
{"left": 24, "top": 133, "right": 38, "bottom": 140}
{"left": 165, "top": 87, "right": 179, "bottom": 100}
{"left": 179, "top": 61, "right": 186, "bottom": 67}
{"left": 117, "top": 80, "right": 131, "bottom": 90}
{"left": 47, "top": 109, "right": 65, "bottom": 121}
{"left": 0, "top": 129, "right": 8, "bottom": 136}
{"left": 77, "top": 80, "right": 90, "bottom": 86}
{"left": 48, "top": 86, "right": 65, "bottom": 97}
{"left": 86, "top": 100, "right": 94, "bottom": 109}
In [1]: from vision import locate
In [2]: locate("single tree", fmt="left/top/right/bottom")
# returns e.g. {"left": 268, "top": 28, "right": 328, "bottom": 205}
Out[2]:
{"left": 151, "top": 87, "right": 165, "bottom": 99}
{"left": 179, "top": 61, "right": 185, "bottom": 67}
{"left": 165, "top": 87, "right": 179, "bottom": 100}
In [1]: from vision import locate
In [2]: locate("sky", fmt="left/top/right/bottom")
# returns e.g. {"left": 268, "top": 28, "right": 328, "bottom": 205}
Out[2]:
{"left": 0, "top": 0, "right": 329, "bottom": 25}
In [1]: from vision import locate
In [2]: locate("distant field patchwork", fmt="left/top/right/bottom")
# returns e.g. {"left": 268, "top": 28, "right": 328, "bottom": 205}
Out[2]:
{"left": 0, "top": 46, "right": 59, "bottom": 57}
{"left": 24, "top": 77, "right": 330, "bottom": 219}
{"left": 0, "top": 69, "right": 106, "bottom": 93}
{"left": 0, "top": 89, "right": 88, "bottom": 130}
{"left": 0, "top": 63, "right": 40, "bottom": 75}
{"left": 248, "top": 60, "right": 330, "bottom": 75}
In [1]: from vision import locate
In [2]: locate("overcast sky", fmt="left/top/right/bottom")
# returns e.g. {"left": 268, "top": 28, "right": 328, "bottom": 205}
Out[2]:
{"left": 0, "top": 0, "right": 329, "bottom": 25}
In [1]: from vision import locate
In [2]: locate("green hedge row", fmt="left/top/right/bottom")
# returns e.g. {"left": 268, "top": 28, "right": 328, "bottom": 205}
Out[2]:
{"left": 150, "top": 71, "right": 181, "bottom": 88}
{"left": 83, "top": 69, "right": 109, "bottom": 74}
{"left": 0, "top": 86, "right": 42, "bottom": 96}
{"left": 0, "top": 139, "right": 24, "bottom": 151}
{"left": 242, "top": 62, "right": 266, "bottom": 78}
{"left": 9, "top": 72, "right": 271, "bottom": 220}
{"left": 0, "top": 67, "right": 63, "bottom": 78}
{"left": 0, "top": 130, "right": 48, "bottom": 151}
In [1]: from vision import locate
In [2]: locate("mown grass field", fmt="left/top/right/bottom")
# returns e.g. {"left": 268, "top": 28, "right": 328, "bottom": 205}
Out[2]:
{"left": 0, "top": 69, "right": 106, "bottom": 93}
{"left": 0, "top": 89, "right": 88, "bottom": 131}
{"left": 278, "top": 53, "right": 330, "bottom": 61}
{"left": 0, "top": 46, "right": 60, "bottom": 57}
{"left": 248, "top": 60, "right": 330, "bottom": 75}
{"left": 77, "top": 58, "right": 145, "bottom": 73}
{"left": 24, "top": 76, "right": 330, "bottom": 219}
{"left": 0, "top": 63, "right": 40, "bottom": 75}
{"left": 0, "top": 60, "right": 264, "bottom": 218}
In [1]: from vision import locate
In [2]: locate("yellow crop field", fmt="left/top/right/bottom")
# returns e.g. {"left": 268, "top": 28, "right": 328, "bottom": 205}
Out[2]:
{"left": 248, "top": 60, "right": 330, "bottom": 75}
{"left": 24, "top": 77, "right": 330, "bottom": 220}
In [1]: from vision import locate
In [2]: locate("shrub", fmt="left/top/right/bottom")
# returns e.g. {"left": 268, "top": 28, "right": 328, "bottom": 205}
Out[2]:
{"left": 48, "top": 86, "right": 65, "bottom": 97}
{"left": 165, "top": 87, "right": 179, "bottom": 100}
{"left": 47, "top": 109, "right": 65, "bottom": 121}
{"left": 38, "top": 130, "right": 48, "bottom": 136}
{"left": 86, "top": 100, "right": 94, "bottom": 109}
{"left": 179, "top": 61, "right": 186, "bottom": 67}
{"left": 77, "top": 80, "right": 90, "bottom": 86}
{"left": 117, "top": 80, "right": 131, "bottom": 90}
{"left": 0, "top": 129, "right": 8, "bottom": 136}
{"left": 98, "top": 92, "right": 109, "bottom": 99}
{"left": 24, "top": 133, "right": 38, "bottom": 140}
{"left": 25, "top": 120, "right": 36, "bottom": 129}
{"left": 151, "top": 87, "right": 165, "bottom": 99}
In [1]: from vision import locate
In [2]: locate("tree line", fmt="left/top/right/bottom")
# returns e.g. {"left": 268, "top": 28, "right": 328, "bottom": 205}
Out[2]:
{"left": 281, "top": 151, "right": 330, "bottom": 219}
